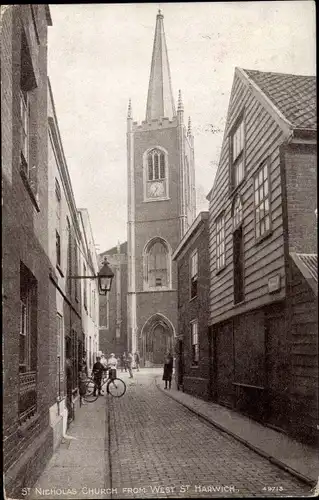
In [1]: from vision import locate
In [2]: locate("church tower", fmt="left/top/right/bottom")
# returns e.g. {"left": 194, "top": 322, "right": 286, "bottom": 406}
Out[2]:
{"left": 127, "top": 10, "right": 196, "bottom": 365}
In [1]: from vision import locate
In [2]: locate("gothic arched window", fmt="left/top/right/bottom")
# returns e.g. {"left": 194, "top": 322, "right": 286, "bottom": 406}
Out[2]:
{"left": 144, "top": 238, "right": 171, "bottom": 289}
{"left": 148, "top": 149, "right": 165, "bottom": 181}
{"left": 232, "top": 194, "right": 243, "bottom": 231}
{"left": 144, "top": 147, "right": 169, "bottom": 201}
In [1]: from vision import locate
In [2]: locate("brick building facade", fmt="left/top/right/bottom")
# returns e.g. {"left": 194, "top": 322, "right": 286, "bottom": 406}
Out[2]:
{"left": 47, "top": 84, "right": 100, "bottom": 440}
{"left": 206, "top": 68, "right": 317, "bottom": 444}
{"left": 172, "top": 212, "right": 210, "bottom": 399}
{"left": 2, "top": 5, "right": 54, "bottom": 495}
{"left": 2, "top": 6, "right": 101, "bottom": 494}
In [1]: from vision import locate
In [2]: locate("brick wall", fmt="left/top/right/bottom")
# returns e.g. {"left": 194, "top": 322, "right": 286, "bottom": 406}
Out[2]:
{"left": 176, "top": 218, "right": 210, "bottom": 399}
{"left": 133, "top": 126, "right": 180, "bottom": 222}
{"left": 99, "top": 253, "right": 128, "bottom": 357}
{"left": 288, "top": 260, "right": 318, "bottom": 443}
{"left": 2, "top": 5, "right": 54, "bottom": 494}
{"left": 1, "top": 5, "right": 13, "bottom": 184}
{"left": 284, "top": 142, "right": 317, "bottom": 254}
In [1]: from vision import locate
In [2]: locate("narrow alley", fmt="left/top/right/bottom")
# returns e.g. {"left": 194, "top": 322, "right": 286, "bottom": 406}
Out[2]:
{"left": 30, "top": 370, "right": 312, "bottom": 499}
{"left": 2, "top": 5, "right": 317, "bottom": 500}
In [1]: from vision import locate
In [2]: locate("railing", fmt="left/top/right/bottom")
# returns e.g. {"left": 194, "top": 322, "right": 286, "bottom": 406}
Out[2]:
{"left": 57, "top": 356, "right": 65, "bottom": 402}
{"left": 19, "top": 371, "right": 36, "bottom": 393}
{"left": 19, "top": 371, "right": 37, "bottom": 424}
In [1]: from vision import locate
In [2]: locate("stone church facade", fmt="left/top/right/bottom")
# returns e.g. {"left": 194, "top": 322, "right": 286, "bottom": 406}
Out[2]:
{"left": 99, "top": 10, "right": 196, "bottom": 366}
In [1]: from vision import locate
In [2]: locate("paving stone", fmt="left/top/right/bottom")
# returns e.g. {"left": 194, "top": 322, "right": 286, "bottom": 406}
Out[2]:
{"left": 29, "top": 370, "right": 312, "bottom": 499}
{"left": 108, "top": 371, "right": 310, "bottom": 498}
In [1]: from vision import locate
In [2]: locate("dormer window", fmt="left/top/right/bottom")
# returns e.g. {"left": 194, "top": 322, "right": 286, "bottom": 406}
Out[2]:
{"left": 230, "top": 115, "right": 245, "bottom": 190}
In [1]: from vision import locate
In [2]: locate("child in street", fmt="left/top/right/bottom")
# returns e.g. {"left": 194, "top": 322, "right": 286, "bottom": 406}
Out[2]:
{"left": 127, "top": 352, "right": 134, "bottom": 378}
{"left": 79, "top": 366, "right": 87, "bottom": 406}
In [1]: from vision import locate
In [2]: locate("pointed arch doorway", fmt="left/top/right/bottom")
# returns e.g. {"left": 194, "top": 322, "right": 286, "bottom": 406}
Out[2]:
{"left": 141, "top": 314, "right": 174, "bottom": 367}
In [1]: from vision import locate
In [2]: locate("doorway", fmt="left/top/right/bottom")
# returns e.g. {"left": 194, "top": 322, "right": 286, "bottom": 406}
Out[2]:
{"left": 215, "top": 320, "right": 234, "bottom": 408}
{"left": 141, "top": 314, "right": 174, "bottom": 367}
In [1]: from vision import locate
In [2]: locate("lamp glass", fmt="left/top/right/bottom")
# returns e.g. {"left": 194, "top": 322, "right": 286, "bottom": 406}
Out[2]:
{"left": 98, "top": 260, "right": 114, "bottom": 295}
{"left": 99, "top": 276, "right": 112, "bottom": 294}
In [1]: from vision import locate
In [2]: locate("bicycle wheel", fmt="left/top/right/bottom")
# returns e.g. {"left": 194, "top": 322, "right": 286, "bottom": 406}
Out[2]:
{"left": 83, "top": 378, "right": 98, "bottom": 402}
{"left": 107, "top": 377, "right": 126, "bottom": 398}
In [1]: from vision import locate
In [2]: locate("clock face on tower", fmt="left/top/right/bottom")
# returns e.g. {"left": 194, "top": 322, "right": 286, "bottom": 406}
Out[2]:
{"left": 149, "top": 181, "right": 164, "bottom": 198}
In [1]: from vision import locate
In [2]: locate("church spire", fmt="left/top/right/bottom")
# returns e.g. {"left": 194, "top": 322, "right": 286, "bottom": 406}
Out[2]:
{"left": 177, "top": 89, "right": 184, "bottom": 112}
{"left": 187, "top": 116, "right": 192, "bottom": 136}
{"left": 145, "top": 9, "right": 176, "bottom": 121}
{"left": 127, "top": 98, "right": 132, "bottom": 119}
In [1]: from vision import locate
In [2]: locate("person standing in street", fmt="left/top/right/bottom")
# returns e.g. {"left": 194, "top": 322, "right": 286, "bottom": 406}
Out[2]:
{"left": 65, "top": 357, "right": 73, "bottom": 423}
{"left": 134, "top": 352, "right": 140, "bottom": 371}
{"left": 82, "top": 356, "right": 88, "bottom": 376}
{"left": 162, "top": 352, "right": 173, "bottom": 390}
{"left": 127, "top": 352, "right": 133, "bottom": 378}
{"left": 92, "top": 356, "right": 105, "bottom": 396}
{"left": 79, "top": 365, "right": 87, "bottom": 406}
{"left": 107, "top": 352, "right": 118, "bottom": 380}
{"left": 100, "top": 354, "right": 108, "bottom": 369}
{"left": 121, "top": 352, "right": 127, "bottom": 372}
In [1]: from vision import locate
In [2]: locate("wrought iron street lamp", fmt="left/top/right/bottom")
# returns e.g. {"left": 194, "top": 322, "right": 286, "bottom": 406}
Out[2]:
{"left": 68, "top": 259, "right": 114, "bottom": 296}
{"left": 98, "top": 260, "right": 114, "bottom": 295}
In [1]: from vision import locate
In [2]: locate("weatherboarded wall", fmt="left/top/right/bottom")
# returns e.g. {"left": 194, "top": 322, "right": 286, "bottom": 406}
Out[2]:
{"left": 208, "top": 71, "right": 286, "bottom": 326}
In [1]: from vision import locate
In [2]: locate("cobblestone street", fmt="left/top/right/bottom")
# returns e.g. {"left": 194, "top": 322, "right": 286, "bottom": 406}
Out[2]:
{"left": 107, "top": 370, "right": 311, "bottom": 498}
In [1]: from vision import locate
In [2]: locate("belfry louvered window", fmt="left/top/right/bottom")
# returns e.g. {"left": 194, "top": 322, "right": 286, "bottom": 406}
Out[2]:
{"left": 148, "top": 149, "right": 165, "bottom": 180}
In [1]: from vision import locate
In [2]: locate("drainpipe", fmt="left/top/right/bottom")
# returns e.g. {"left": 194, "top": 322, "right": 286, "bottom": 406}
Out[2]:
{"left": 57, "top": 355, "right": 61, "bottom": 416}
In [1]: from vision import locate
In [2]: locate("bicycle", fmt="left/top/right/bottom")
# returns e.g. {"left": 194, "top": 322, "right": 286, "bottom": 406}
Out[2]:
{"left": 83, "top": 369, "right": 126, "bottom": 402}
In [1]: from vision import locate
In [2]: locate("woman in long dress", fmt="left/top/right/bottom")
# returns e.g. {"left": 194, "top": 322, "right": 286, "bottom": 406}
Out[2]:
{"left": 162, "top": 352, "right": 173, "bottom": 389}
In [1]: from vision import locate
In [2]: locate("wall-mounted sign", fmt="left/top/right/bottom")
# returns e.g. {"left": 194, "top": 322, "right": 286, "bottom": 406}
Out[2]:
{"left": 268, "top": 274, "right": 281, "bottom": 293}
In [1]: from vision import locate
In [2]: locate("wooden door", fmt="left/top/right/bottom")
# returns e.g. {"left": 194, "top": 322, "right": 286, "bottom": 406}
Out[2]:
{"left": 265, "top": 307, "right": 289, "bottom": 430}
{"left": 215, "top": 321, "right": 234, "bottom": 408}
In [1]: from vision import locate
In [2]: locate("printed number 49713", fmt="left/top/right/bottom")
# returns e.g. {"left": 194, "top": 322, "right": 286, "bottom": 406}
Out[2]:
{"left": 262, "top": 486, "right": 284, "bottom": 492}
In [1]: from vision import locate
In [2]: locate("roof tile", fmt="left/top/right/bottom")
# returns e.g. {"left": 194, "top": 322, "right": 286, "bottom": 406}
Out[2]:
{"left": 290, "top": 253, "right": 318, "bottom": 295}
{"left": 243, "top": 69, "right": 316, "bottom": 130}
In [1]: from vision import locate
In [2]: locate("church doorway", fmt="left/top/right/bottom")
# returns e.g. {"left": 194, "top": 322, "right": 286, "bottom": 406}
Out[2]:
{"left": 141, "top": 314, "right": 174, "bottom": 367}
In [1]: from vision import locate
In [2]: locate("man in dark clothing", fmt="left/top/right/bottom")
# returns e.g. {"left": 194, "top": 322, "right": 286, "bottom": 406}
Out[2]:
{"left": 92, "top": 356, "right": 105, "bottom": 396}
{"left": 162, "top": 352, "right": 174, "bottom": 390}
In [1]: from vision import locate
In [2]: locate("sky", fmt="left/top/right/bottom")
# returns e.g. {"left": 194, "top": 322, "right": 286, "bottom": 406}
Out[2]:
{"left": 48, "top": 1, "right": 316, "bottom": 253}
